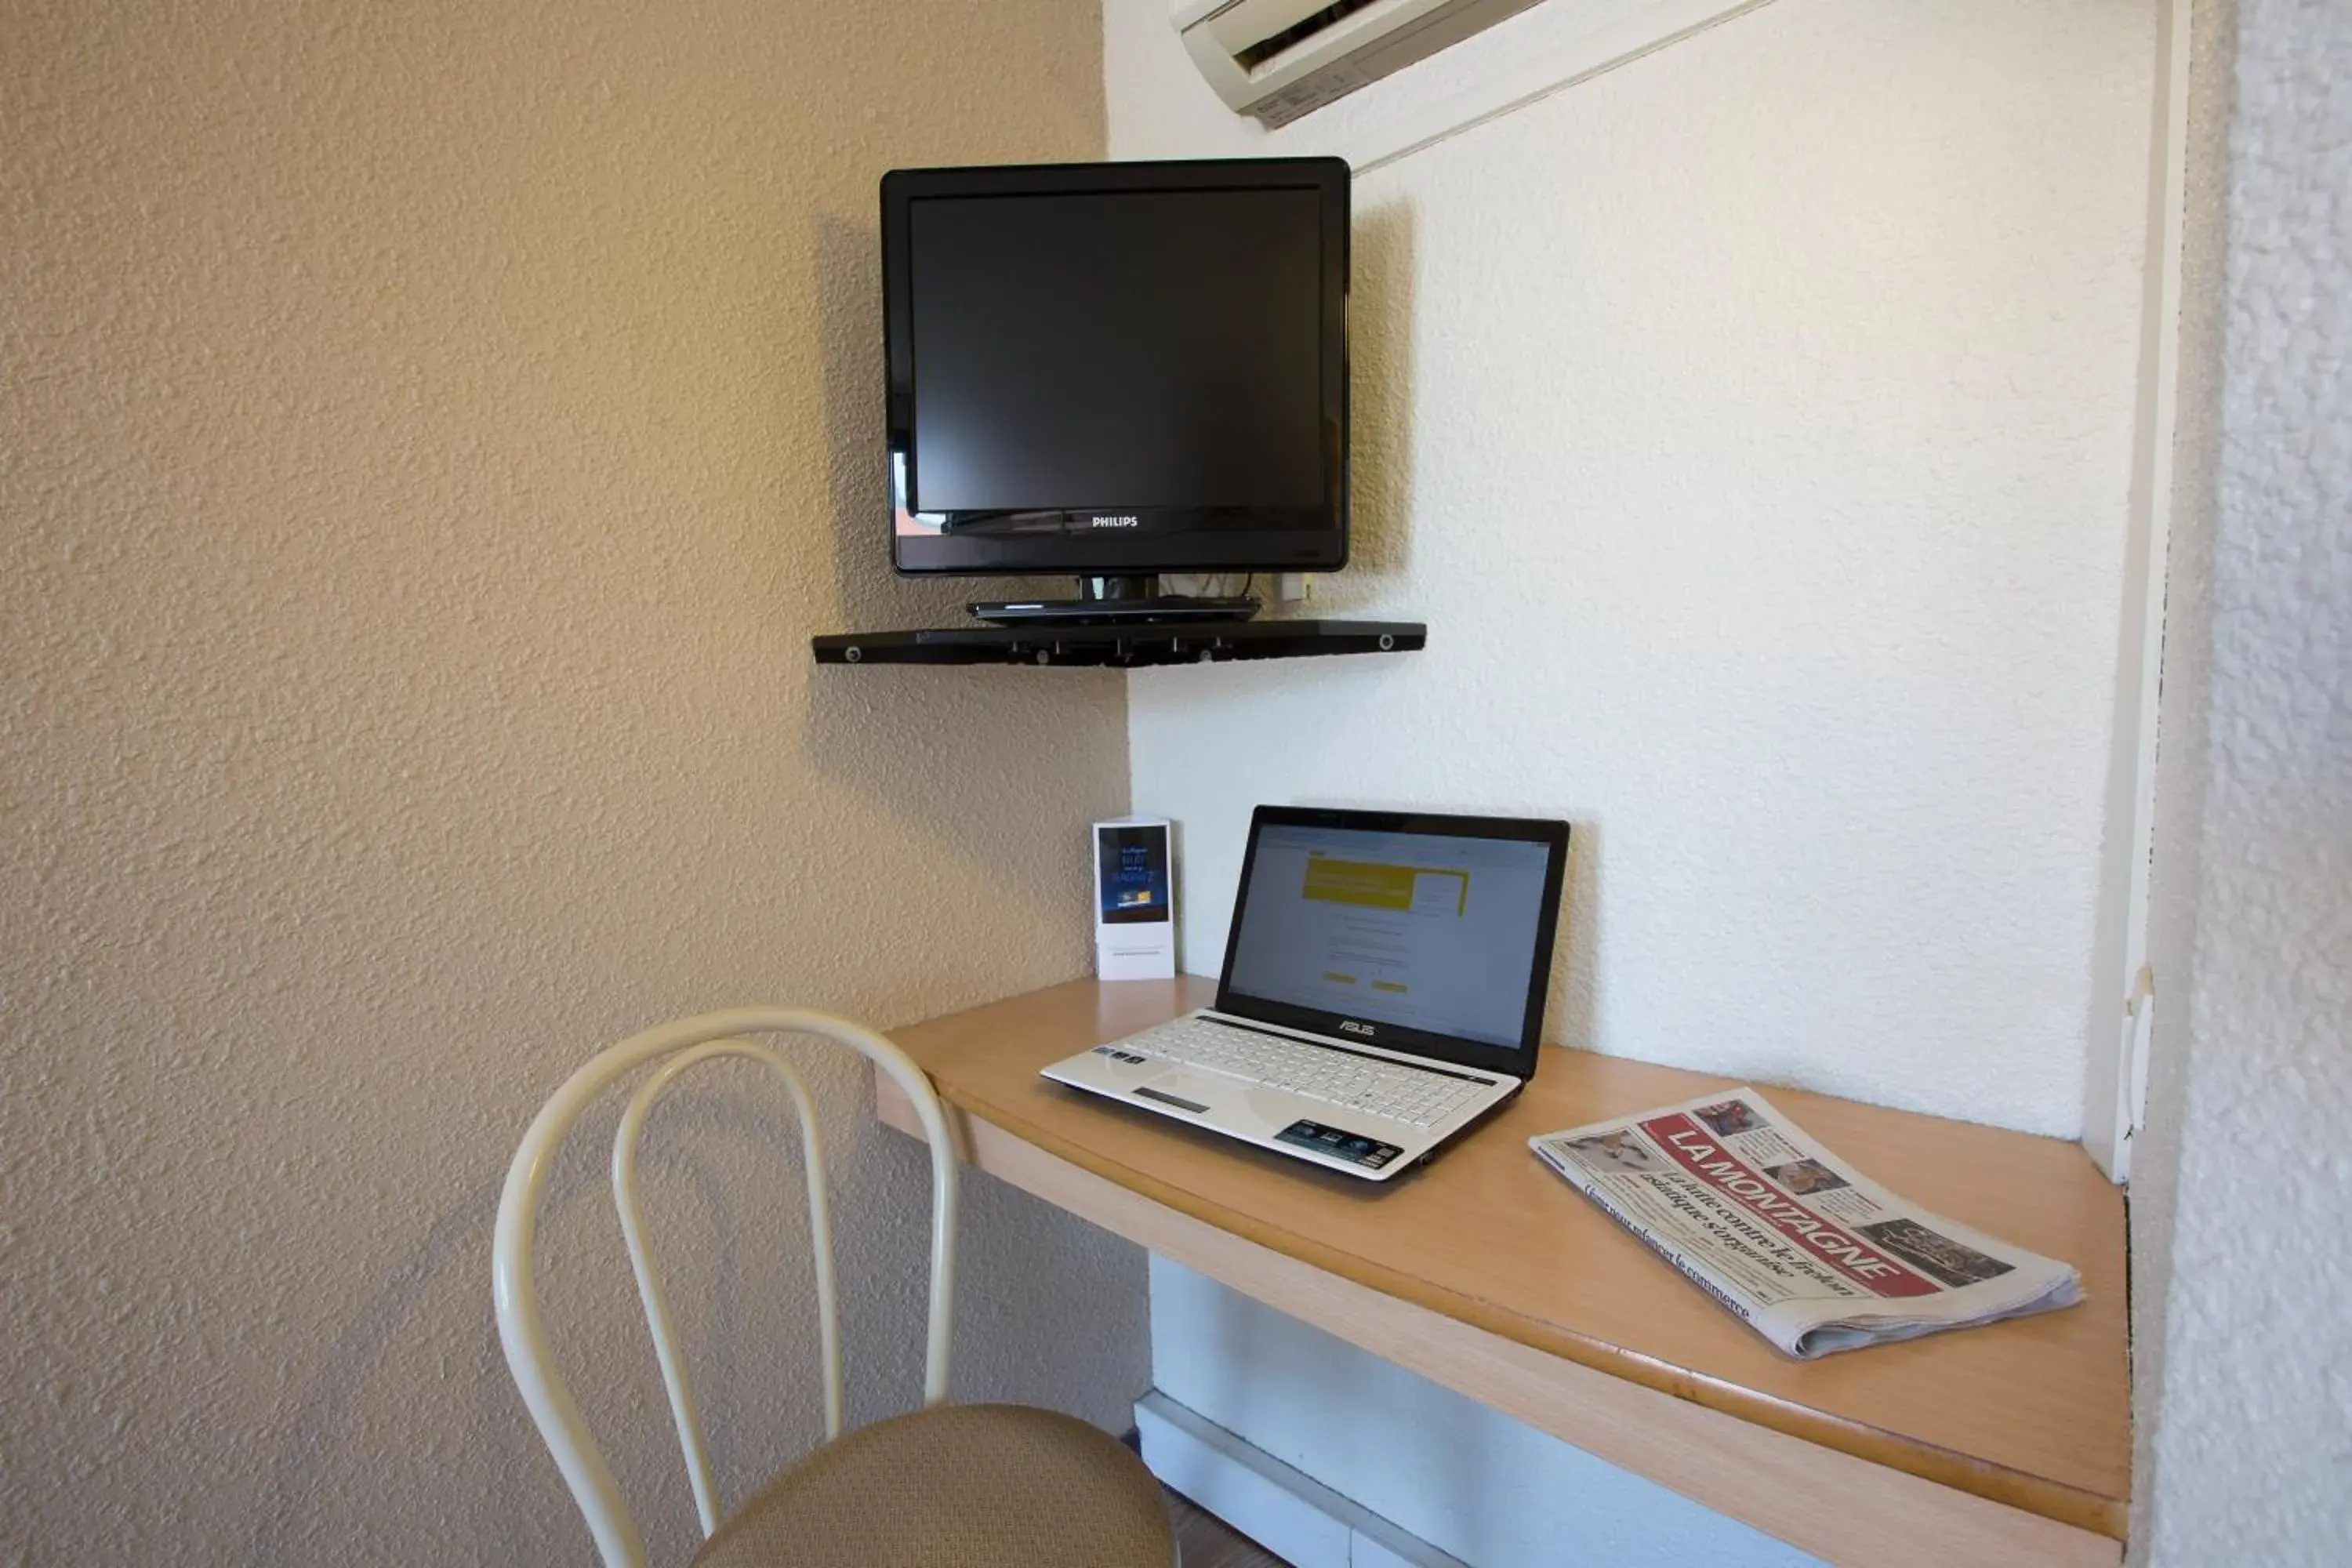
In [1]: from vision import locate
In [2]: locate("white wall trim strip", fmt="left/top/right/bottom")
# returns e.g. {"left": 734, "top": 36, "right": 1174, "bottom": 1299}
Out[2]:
{"left": 2084, "top": 0, "right": 2193, "bottom": 1185}
{"left": 1136, "top": 1389, "right": 1468, "bottom": 1568}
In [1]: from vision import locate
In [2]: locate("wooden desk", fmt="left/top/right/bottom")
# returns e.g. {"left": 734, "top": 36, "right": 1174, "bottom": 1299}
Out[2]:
{"left": 875, "top": 978, "right": 2129, "bottom": 1568}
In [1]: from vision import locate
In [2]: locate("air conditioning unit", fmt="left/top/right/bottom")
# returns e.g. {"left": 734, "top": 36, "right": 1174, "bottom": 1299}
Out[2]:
{"left": 1176, "top": 0, "right": 1548, "bottom": 127}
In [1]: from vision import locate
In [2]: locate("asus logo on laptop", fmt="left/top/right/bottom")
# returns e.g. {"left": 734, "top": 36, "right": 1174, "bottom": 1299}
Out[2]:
{"left": 1338, "top": 1020, "right": 1375, "bottom": 1036}
{"left": 1087, "top": 514, "right": 1140, "bottom": 528}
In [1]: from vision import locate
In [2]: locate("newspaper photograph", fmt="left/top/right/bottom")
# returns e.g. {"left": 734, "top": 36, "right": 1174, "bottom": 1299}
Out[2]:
{"left": 1530, "top": 1090, "right": 2082, "bottom": 1358}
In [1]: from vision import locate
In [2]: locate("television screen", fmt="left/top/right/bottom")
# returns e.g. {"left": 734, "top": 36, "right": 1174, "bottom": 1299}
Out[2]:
{"left": 881, "top": 158, "right": 1349, "bottom": 578}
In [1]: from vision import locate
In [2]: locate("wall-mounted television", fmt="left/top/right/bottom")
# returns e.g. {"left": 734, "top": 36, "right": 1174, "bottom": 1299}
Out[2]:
{"left": 880, "top": 158, "right": 1350, "bottom": 597}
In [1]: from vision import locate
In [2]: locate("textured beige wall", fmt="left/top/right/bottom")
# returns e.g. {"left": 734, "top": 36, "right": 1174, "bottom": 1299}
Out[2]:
{"left": 0, "top": 1, "right": 1127, "bottom": 1562}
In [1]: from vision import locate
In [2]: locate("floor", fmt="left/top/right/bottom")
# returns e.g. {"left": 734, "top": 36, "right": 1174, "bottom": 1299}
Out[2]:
{"left": 1169, "top": 1486, "right": 1290, "bottom": 1568}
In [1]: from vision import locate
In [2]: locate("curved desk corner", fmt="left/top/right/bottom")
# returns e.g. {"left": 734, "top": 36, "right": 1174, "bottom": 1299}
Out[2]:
{"left": 873, "top": 978, "right": 2129, "bottom": 1568}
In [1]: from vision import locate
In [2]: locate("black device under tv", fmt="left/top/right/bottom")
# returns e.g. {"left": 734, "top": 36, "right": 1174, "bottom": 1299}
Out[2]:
{"left": 881, "top": 157, "right": 1350, "bottom": 626}
{"left": 971, "top": 585, "right": 1262, "bottom": 626}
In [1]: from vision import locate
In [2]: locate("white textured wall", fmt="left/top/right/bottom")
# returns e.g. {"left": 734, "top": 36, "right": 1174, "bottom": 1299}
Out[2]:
{"left": 0, "top": 2, "right": 1133, "bottom": 1563}
{"left": 1152, "top": 1258, "right": 1824, "bottom": 1567}
{"left": 2131, "top": 1, "right": 2352, "bottom": 1563}
{"left": 1113, "top": 2, "right": 2155, "bottom": 1562}
{"left": 1116, "top": 0, "right": 2155, "bottom": 1141}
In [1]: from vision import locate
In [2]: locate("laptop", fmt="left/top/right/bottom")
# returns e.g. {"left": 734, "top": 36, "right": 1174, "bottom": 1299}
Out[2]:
{"left": 1041, "top": 806, "right": 1570, "bottom": 1181}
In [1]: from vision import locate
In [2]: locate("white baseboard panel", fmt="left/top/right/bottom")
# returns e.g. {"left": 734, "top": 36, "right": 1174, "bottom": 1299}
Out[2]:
{"left": 1136, "top": 1390, "right": 1467, "bottom": 1568}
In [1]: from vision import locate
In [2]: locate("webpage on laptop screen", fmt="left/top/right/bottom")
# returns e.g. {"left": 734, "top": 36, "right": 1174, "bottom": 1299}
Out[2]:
{"left": 1226, "top": 825, "right": 1550, "bottom": 1050}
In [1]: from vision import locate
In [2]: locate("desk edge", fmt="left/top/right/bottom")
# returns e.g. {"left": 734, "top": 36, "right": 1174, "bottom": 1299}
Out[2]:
{"left": 908, "top": 1067, "right": 2126, "bottom": 1541}
{"left": 880, "top": 1075, "right": 2122, "bottom": 1568}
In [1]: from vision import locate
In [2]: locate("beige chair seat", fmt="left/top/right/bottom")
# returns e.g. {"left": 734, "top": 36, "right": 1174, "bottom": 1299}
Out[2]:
{"left": 691, "top": 1403, "right": 1173, "bottom": 1568}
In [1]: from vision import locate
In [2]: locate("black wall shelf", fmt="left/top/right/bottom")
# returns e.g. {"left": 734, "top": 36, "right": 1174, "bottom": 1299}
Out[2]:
{"left": 811, "top": 619, "right": 1425, "bottom": 670}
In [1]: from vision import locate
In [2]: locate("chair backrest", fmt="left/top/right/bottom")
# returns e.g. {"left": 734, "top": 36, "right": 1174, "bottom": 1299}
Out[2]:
{"left": 492, "top": 1007, "right": 961, "bottom": 1568}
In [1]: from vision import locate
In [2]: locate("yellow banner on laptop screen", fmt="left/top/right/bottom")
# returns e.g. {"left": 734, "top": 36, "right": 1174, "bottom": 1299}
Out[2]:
{"left": 1301, "top": 855, "right": 1468, "bottom": 916}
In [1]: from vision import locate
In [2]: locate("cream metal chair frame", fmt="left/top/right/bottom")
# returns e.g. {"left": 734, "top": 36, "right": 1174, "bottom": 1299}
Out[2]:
{"left": 492, "top": 1008, "right": 960, "bottom": 1568}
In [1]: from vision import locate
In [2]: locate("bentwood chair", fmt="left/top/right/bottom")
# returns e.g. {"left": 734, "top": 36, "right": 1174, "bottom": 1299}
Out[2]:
{"left": 492, "top": 1007, "right": 1175, "bottom": 1567}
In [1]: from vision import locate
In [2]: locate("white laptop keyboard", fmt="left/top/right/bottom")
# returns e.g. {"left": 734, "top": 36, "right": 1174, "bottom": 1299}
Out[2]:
{"left": 1123, "top": 1015, "right": 1490, "bottom": 1129}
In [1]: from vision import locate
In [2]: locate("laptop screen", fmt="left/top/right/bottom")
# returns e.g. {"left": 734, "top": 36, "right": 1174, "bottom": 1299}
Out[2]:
{"left": 1221, "top": 815, "right": 1564, "bottom": 1065}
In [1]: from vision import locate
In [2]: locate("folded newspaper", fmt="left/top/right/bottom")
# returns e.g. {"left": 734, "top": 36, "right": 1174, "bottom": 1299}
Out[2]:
{"left": 1530, "top": 1089, "right": 2082, "bottom": 1358}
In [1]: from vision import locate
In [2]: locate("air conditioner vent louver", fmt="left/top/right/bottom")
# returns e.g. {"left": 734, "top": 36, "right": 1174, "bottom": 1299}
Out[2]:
{"left": 1178, "top": 0, "right": 1545, "bottom": 128}
{"left": 1232, "top": 0, "right": 1383, "bottom": 72}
